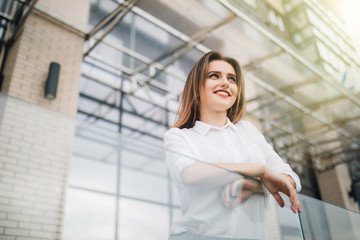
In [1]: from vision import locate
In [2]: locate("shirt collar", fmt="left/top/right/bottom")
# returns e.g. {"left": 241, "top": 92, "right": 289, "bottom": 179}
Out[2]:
{"left": 193, "top": 118, "right": 238, "bottom": 136}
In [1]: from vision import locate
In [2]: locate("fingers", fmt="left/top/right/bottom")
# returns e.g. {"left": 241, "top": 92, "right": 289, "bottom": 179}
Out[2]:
{"left": 231, "top": 180, "right": 241, "bottom": 198}
{"left": 222, "top": 179, "right": 259, "bottom": 208}
{"left": 242, "top": 179, "right": 258, "bottom": 191}
{"left": 229, "top": 189, "right": 252, "bottom": 208}
{"left": 290, "top": 197, "right": 301, "bottom": 213}
{"left": 222, "top": 180, "right": 242, "bottom": 207}
{"left": 287, "top": 185, "right": 301, "bottom": 214}
{"left": 238, "top": 189, "right": 253, "bottom": 205}
{"left": 221, "top": 183, "right": 231, "bottom": 206}
{"left": 273, "top": 192, "right": 285, "bottom": 208}
{"left": 229, "top": 196, "right": 241, "bottom": 208}
{"left": 289, "top": 191, "right": 301, "bottom": 214}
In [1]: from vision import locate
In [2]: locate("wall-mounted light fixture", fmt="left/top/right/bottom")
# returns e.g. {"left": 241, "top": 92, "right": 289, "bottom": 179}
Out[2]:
{"left": 44, "top": 62, "right": 60, "bottom": 99}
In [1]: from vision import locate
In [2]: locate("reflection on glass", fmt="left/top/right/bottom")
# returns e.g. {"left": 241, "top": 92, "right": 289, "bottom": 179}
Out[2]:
{"left": 118, "top": 198, "right": 169, "bottom": 240}
{"left": 62, "top": 189, "right": 116, "bottom": 240}
{"left": 68, "top": 156, "right": 117, "bottom": 193}
{"left": 62, "top": 120, "right": 360, "bottom": 240}
{"left": 299, "top": 194, "right": 360, "bottom": 240}
{"left": 120, "top": 167, "right": 168, "bottom": 203}
{"left": 276, "top": 195, "right": 303, "bottom": 239}
{"left": 166, "top": 156, "right": 269, "bottom": 239}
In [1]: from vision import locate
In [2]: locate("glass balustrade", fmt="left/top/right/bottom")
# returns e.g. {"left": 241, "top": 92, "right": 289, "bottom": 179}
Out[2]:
{"left": 62, "top": 120, "right": 306, "bottom": 239}
{"left": 62, "top": 119, "right": 360, "bottom": 239}
{"left": 298, "top": 194, "right": 360, "bottom": 240}
{"left": 0, "top": 94, "right": 359, "bottom": 240}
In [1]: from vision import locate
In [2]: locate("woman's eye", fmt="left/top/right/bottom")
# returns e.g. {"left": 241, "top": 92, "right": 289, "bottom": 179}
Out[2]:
{"left": 228, "top": 77, "right": 236, "bottom": 82}
{"left": 209, "top": 74, "right": 219, "bottom": 79}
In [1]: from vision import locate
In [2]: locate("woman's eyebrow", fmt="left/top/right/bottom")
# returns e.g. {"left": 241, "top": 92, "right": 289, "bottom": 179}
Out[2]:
{"left": 208, "top": 71, "right": 221, "bottom": 74}
{"left": 208, "top": 71, "right": 236, "bottom": 76}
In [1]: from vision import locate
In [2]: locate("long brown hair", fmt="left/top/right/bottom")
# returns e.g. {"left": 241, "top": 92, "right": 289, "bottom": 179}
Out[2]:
{"left": 173, "top": 51, "right": 246, "bottom": 129}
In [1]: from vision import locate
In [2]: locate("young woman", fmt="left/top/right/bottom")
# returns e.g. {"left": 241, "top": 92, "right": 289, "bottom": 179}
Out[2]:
{"left": 164, "top": 51, "right": 301, "bottom": 239}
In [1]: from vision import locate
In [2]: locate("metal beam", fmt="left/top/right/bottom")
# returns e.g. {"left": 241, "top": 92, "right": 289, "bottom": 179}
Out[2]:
{"left": 248, "top": 112, "right": 327, "bottom": 155}
{"left": 248, "top": 95, "right": 281, "bottom": 114}
{"left": 87, "top": 1, "right": 128, "bottom": 39}
{"left": 78, "top": 110, "right": 163, "bottom": 141}
{"left": 243, "top": 50, "right": 283, "bottom": 72}
{"left": 248, "top": 77, "right": 320, "bottom": 104}
{"left": 98, "top": 37, "right": 185, "bottom": 85}
{"left": 315, "top": 141, "right": 360, "bottom": 159}
{"left": 268, "top": 122, "right": 327, "bottom": 139}
{"left": 218, "top": 0, "right": 360, "bottom": 169}
{"left": 218, "top": 0, "right": 360, "bottom": 109}
{"left": 333, "top": 115, "right": 360, "bottom": 127}
{"left": 262, "top": 112, "right": 305, "bottom": 134}
{"left": 131, "top": 5, "right": 210, "bottom": 53}
{"left": 321, "top": 154, "right": 360, "bottom": 171}
{"left": 132, "top": 14, "right": 236, "bottom": 91}
{"left": 86, "top": 54, "right": 178, "bottom": 96}
{"left": 84, "top": 0, "right": 138, "bottom": 56}
{"left": 81, "top": 71, "right": 177, "bottom": 113}
{"left": 248, "top": 73, "right": 358, "bottom": 143}
{"left": 263, "top": 94, "right": 345, "bottom": 122}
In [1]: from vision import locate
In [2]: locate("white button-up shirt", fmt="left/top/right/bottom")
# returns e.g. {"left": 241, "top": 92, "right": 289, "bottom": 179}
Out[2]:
{"left": 163, "top": 119, "right": 301, "bottom": 238}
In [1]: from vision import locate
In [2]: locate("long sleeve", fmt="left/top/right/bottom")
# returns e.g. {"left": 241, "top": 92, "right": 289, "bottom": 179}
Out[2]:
{"left": 242, "top": 121, "right": 302, "bottom": 192}
{"left": 163, "top": 128, "right": 197, "bottom": 188}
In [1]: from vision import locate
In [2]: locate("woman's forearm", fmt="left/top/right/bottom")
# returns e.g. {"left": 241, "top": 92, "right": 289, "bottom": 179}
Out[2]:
{"left": 181, "top": 161, "right": 240, "bottom": 186}
{"left": 213, "top": 162, "right": 296, "bottom": 189}
{"left": 212, "top": 162, "right": 267, "bottom": 178}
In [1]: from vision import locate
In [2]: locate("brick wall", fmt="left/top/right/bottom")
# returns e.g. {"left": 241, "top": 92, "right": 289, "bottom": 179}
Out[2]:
{"left": 1, "top": 1, "right": 89, "bottom": 117}
{"left": 0, "top": 0, "right": 90, "bottom": 239}
{"left": 0, "top": 94, "right": 75, "bottom": 240}
{"left": 317, "top": 163, "right": 359, "bottom": 212}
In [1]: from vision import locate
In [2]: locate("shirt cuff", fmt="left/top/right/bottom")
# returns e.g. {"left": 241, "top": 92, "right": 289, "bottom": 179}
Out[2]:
{"left": 272, "top": 164, "right": 302, "bottom": 192}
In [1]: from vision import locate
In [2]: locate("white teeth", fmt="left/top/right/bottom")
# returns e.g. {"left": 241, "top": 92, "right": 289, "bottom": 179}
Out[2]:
{"left": 216, "top": 91, "right": 229, "bottom": 96}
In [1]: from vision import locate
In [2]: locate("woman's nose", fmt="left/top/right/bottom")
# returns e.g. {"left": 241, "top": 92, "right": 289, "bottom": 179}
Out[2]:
{"left": 220, "top": 76, "right": 229, "bottom": 87}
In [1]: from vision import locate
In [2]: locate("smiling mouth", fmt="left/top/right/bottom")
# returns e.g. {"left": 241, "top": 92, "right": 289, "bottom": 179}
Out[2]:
{"left": 214, "top": 90, "right": 230, "bottom": 96}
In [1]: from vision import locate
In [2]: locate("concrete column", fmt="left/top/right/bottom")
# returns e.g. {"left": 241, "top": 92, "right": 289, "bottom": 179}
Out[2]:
{"left": 0, "top": 0, "right": 89, "bottom": 239}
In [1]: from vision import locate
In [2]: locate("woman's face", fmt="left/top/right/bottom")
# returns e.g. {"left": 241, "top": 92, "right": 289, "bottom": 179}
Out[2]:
{"left": 199, "top": 60, "right": 238, "bottom": 116}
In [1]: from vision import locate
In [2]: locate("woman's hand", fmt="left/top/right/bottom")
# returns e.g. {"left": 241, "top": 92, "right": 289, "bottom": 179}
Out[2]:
{"left": 260, "top": 167, "right": 301, "bottom": 214}
{"left": 221, "top": 178, "right": 261, "bottom": 208}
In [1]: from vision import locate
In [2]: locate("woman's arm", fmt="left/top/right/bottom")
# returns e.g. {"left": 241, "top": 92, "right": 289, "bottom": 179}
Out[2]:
{"left": 213, "top": 162, "right": 266, "bottom": 178}
{"left": 213, "top": 162, "right": 301, "bottom": 213}
{"left": 181, "top": 161, "right": 245, "bottom": 187}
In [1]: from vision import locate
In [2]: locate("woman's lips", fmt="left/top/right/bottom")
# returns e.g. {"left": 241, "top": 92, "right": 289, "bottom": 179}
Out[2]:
{"left": 214, "top": 90, "right": 230, "bottom": 97}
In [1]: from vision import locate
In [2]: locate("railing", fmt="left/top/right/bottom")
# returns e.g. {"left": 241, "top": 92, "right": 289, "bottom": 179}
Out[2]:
{"left": 0, "top": 94, "right": 359, "bottom": 239}
{"left": 62, "top": 116, "right": 360, "bottom": 239}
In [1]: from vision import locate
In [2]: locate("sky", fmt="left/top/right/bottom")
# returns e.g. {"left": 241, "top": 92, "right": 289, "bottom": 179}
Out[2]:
{"left": 337, "top": 0, "right": 360, "bottom": 52}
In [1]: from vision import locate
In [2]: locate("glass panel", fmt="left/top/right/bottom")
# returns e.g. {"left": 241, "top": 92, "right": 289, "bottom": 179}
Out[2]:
{"left": 118, "top": 198, "right": 170, "bottom": 240}
{"left": 299, "top": 194, "right": 360, "bottom": 239}
{"left": 68, "top": 155, "right": 117, "bottom": 193}
{"left": 120, "top": 167, "right": 168, "bottom": 203}
{"left": 59, "top": 115, "right": 360, "bottom": 239}
{"left": 164, "top": 154, "right": 269, "bottom": 239}
{"left": 62, "top": 188, "right": 116, "bottom": 240}
{"left": 276, "top": 196, "right": 303, "bottom": 239}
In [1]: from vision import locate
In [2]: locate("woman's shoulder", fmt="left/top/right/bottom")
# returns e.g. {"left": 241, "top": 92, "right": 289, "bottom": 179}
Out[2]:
{"left": 164, "top": 127, "right": 187, "bottom": 139}
{"left": 234, "top": 120, "right": 262, "bottom": 134}
{"left": 234, "top": 119, "right": 256, "bottom": 128}
{"left": 165, "top": 127, "right": 185, "bottom": 135}
{"left": 164, "top": 126, "right": 199, "bottom": 141}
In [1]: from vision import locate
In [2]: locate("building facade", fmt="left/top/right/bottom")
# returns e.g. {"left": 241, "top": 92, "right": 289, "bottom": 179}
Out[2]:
{"left": 0, "top": 0, "right": 359, "bottom": 239}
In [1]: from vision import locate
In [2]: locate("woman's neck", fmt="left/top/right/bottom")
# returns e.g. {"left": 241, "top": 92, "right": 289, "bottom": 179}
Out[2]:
{"left": 199, "top": 111, "right": 227, "bottom": 127}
